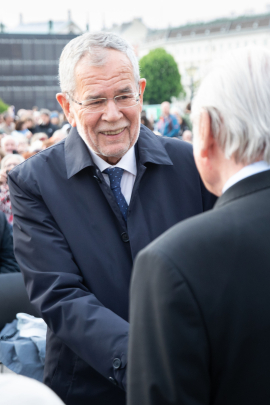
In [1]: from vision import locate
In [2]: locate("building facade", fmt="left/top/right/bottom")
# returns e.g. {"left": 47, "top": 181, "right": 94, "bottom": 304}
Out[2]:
{"left": 138, "top": 13, "right": 270, "bottom": 99}
{"left": 0, "top": 33, "right": 78, "bottom": 110}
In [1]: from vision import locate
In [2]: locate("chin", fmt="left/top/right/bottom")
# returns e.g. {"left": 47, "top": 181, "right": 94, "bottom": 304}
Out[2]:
{"left": 99, "top": 144, "right": 131, "bottom": 159}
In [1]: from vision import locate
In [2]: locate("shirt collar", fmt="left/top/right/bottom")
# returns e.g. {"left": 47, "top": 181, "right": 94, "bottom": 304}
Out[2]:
{"left": 88, "top": 145, "right": 137, "bottom": 175}
{"left": 222, "top": 160, "right": 270, "bottom": 194}
{"left": 65, "top": 125, "right": 173, "bottom": 179}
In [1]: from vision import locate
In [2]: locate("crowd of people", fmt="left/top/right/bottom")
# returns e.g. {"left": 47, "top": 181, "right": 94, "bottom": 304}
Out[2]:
{"left": 141, "top": 102, "right": 193, "bottom": 141}
{"left": 0, "top": 108, "right": 71, "bottom": 226}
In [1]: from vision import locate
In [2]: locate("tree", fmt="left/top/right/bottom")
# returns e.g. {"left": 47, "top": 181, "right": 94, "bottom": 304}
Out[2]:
{"left": 139, "top": 48, "right": 184, "bottom": 104}
{"left": 0, "top": 97, "right": 9, "bottom": 114}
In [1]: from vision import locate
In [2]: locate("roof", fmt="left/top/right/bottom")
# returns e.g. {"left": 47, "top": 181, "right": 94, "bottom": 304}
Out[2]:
{"left": 6, "top": 20, "right": 83, "bottom": 35}
{"left": 145, "top": 13, "right": 270, "bottom": 43}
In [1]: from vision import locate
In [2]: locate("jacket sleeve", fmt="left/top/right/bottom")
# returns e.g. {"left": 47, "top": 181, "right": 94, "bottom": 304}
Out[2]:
{"left": 8, "top": 171, "right": 128, "bottom": 390}
{"left": 128, "top": 247, "right": 210, "bottom": 405}
{"left": 0, "top": 212, "right": 20, "bottom": 274}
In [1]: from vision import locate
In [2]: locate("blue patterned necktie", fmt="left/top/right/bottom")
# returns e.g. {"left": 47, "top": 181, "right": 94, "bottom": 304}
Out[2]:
{"left": 103, "top": 167, "right": 128, "bottom": 222}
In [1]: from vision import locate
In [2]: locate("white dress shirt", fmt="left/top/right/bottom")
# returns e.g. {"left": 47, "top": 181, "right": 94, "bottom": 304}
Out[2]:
{"left": 88, "top": 146, "right": 137, "bottom": 205}
{"left": 222, "top": 160, "right": 270, "bottom": 194}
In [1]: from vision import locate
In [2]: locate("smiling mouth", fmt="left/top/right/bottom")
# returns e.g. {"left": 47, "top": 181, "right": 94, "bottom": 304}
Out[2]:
{"left": 101, "top": 127, "right": 126, "bottom": 135}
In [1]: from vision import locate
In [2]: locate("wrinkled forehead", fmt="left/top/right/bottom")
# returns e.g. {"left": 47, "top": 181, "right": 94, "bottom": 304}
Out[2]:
{"left": 74, "top": 49, "right": 136, "bottom": 96}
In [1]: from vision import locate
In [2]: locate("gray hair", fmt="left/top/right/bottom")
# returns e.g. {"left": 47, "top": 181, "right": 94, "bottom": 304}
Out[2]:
{"left": 1, "top": 154, "right": 25, "bottom": 170}
{"left": 192, "top": 46, "right": 270, "bottom": 164}
{"left": 59, "top": 32, "right": 140, "bottom": 95}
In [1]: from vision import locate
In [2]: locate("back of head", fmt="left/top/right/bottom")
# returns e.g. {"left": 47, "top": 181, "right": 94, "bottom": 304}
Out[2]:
{"left": 59, "top": 32, "right": 140, "bottom": 95}
{"left": 192, "top": 46, "right": 270, "bottom": 164}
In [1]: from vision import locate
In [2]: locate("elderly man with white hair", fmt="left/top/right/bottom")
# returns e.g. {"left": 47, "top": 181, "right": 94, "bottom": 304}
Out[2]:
{"left": 128, "top": 46, "right": 270, "bottom": 405}
{"left": 8, "top": 32, "right": 215, "bottom": 405}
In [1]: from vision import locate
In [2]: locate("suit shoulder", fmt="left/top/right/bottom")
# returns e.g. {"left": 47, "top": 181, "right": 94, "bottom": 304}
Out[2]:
{"left": 157, "top": 133, "right": 193, "bottom": 157}
{"left": 9, "top": 140, "right": 65, "bottom": 179}
{"left": 142, "top": 205, "right": 232, "bottom": 266}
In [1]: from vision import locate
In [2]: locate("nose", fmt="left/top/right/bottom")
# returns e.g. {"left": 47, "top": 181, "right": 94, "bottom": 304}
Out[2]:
{"left": 101, "top": 99, "right": 123, "bottom": 122}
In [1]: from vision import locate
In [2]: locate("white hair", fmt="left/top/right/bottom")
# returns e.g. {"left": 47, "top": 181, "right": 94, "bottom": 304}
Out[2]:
{"left": 59, "top": 32, "right": 140, "bottom": 95}
{"left": 1, "top": 154, "right": 25, "bottom": 170}
{"left": 1, "top": 135, "right": 16, "bottom": 149}
{"left": 192, "top": 46, "right": 270, "bottom": 164}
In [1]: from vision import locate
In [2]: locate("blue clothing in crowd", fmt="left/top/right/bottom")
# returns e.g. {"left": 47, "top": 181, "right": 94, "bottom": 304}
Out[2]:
{"left": 157, "top": 114, "right": 180, "bottom": 137}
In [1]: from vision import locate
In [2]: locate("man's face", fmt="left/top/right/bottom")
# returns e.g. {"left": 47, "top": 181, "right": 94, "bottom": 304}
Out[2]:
{"left": 3, "top": 156, "right": 20, "bottom": 171}
{"left": 67, "top": 50, "right": 146, "bottom": 163}
{"left": 161, "top": 103, "right": 170, "bottom": 117}
{"left": 5, "top": 116, "right": 13, "bottom": 125}
{"left": 3, "top": 139, "right": 16, "bottom": 154}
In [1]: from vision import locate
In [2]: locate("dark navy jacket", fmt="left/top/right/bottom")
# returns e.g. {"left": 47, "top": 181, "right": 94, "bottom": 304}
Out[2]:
{"left": 9, "top": 125, "right": 216, "bottom": 405}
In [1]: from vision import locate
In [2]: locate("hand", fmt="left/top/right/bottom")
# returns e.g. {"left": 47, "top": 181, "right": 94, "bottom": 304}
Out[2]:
{"left": 0, "top": 169, "right": 8, "bottom": 185}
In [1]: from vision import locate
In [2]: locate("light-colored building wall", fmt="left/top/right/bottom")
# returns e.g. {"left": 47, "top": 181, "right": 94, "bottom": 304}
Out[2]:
{"left": 139, "top": 15, "right": 270, "bottom": 99}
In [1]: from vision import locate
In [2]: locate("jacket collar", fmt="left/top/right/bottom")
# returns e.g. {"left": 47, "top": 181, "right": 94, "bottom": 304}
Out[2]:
{"left": 214, "top": 170, "right": 270, "bottom": 209}
{"left": 65, "top": 125, "right": 173, "bottom": 179}
{"left": 65, "top": 127, "right": 95, "bottom": 179}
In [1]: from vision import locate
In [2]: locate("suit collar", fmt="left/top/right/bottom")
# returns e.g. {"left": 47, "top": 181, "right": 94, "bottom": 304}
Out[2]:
{"left": 65, "top": 125, "right": 173, "bottom": 179}
{"left": 65, "top": 127, "right": 94, "bottom": 179}
{"left": 215, "top": 170, "right": 270, "bottom": 209}
{"left": 136, "top": 125, "right": 173, "bottom": 166}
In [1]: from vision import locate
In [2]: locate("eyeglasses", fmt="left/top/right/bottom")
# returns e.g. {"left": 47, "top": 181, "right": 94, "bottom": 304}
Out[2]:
{"left": 67, "top": 92, "right": 141, "bottom": 113}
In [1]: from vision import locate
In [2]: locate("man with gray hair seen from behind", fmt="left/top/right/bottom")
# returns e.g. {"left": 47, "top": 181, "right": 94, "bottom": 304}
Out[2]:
{"left": 8, "top": 32, "right": 216, "bottom": 405}
{"left": 128, "top": 46, "right": 270, "bottom": 405}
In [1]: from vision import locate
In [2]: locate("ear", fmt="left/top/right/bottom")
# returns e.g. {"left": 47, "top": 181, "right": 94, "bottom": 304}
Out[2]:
{"left": 138, "top": 79, "right": 147, "bottom": 112}
{"left": 56, "top": 93, "right": 77, "bottom": 127}
{"left": 199, "top": 110, "right": 215, "bottom": 159}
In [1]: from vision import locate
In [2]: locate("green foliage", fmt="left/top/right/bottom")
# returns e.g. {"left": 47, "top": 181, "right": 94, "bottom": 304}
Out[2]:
{"left": 139, "top": 48, "right": 184, "bottom": 104}
{"left": 0, "top": 97, "right": 9, "bottom": 113}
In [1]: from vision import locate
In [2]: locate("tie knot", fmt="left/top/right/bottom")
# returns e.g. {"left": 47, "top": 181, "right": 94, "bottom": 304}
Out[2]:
{"left": 103, "top": 167, "right": 124, "bottom": 189}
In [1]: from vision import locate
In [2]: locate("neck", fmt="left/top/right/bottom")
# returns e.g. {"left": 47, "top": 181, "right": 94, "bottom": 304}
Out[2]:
{"left": 98, "top": 155, "right": 121, "bottom": 165}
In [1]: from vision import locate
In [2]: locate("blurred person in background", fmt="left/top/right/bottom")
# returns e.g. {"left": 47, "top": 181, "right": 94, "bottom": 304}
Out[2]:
{"left": 0, "top": 210, "right": 20, "bottom": 273}
{"left": 171, "top": 109, "right": 190, "bottom": 137}
{"left": 42, "top": 129, "right": 68, "bottom": 149}
{"left": 156, "top": 101, "right": 180, "bottom": 137}
{"left": 50, "top": 111, "right": 60, "bottom": 126}
{"left": 141, "top": 111, "right": 153, "bottom": 130}
{"left": 30, "top": 132, "right": 48, "bottom": 144}
{"left": 0, "top": 113, "right": 15, "bottom": 135}
{"left": 29, "top": 140, "right": 43, "bottom": 154}
{"left": 30, "top": 133, "right": 48, "bottom": 144}
{"left": 0, "top": 149, "right": 5, "bottom": 163}
{"left": 182, "top": 130, "right": 193, "bottom": 143}
{"left": 1, "top": 136, "right": 17, "bottom": 155}
{"left": 15, "top": 136, "right": 30, "bottom": 155}
{"left": 11, "top": 119, "right": 32, "bottom": 139}
{"left": 0, "top": 154, "right": 24, "bottom": 225}
{"left": 32, "top": 109, "right": 59, "bottom": 137}
{"left": 25, "top": 117, "right": 36, "bottom": 133}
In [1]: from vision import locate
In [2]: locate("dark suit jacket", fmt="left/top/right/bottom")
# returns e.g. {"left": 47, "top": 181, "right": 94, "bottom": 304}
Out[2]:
{"left": 128, "top": 170, "right": 270, "bottom": 405}
{"left": 9, "top": 125, "right": 215, "bottom": 405}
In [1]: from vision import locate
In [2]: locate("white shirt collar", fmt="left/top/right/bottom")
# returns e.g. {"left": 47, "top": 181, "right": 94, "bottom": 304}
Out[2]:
{"left": 88, "top": 145, "right": 137, "bottom": 175}
{"left": 222, "top": 160, "right": 270, "bottom": 194}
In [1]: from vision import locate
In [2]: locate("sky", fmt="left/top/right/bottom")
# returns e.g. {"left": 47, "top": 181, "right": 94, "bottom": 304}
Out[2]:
{"left": 1, "top": 0, "right": 270, "bottom": 31}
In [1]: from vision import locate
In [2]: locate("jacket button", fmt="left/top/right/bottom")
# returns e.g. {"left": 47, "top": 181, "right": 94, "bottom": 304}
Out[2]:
{"left": 113, "top": 358, "right": 122, "bottom": 369}
{"left": 121, "top": 232, "right": 129, "bottom": 243}
{"left": 109, "top": 377, "right": 117, "bottom": 385}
